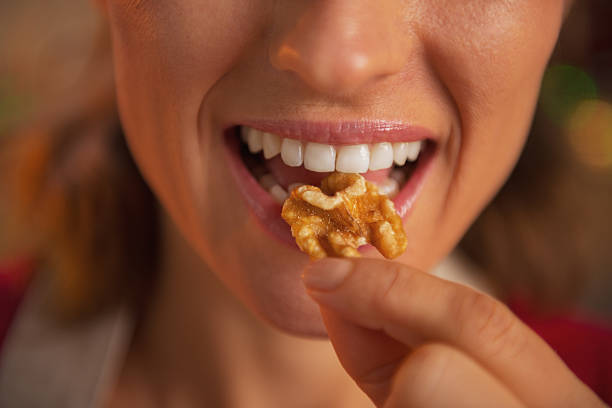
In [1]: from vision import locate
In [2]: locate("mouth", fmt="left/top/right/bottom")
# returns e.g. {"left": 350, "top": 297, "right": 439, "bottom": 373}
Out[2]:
{"left": 224, "top": 120, "right": 437, "bottom": 248}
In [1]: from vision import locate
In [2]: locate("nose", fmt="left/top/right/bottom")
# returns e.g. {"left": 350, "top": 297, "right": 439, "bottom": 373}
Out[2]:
{"left": 270, "top": 1, "right": 409, "bottom": 96}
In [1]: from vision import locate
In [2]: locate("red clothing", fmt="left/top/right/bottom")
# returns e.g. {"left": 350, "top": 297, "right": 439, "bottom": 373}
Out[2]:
{"left": 1, "top": 260, "right": 611, "bottom": 404}
{"left": 0, "top": 257, "right": 33, "bottom": 353}
{"left": 512, "top": 300, "right": 612, "bottom": 404}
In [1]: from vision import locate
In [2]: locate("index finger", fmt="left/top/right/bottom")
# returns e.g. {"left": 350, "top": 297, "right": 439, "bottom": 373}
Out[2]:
{"left": 303, "top": 257, "right": 602, "bottom": 407}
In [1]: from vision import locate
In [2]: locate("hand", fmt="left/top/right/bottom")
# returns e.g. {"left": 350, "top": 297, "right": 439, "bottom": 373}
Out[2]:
{"left": 302, "top": 258, "right": 606, "bottom": 408}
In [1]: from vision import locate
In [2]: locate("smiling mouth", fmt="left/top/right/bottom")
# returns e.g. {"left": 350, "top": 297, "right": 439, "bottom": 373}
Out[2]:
{"left": 224, "top": 120, "right": 437, "bottom": 247}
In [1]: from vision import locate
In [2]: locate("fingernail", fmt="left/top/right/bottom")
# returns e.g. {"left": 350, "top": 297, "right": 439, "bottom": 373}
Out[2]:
{"left": 302, "top": 258, "right": 353, "bottom": 291}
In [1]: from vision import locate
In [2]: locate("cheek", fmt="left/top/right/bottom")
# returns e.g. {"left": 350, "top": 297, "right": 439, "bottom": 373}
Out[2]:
{"left": 422, "top": 1, "right": 565, "bottom": 237}
{"left": 104, "top": 2, "right": 327, "bottom": 332}
{"left": 430, "top": 2, "right": 564, "bottom": 114}
{"left": 107, "top": 0, "right": 265, "bottom": 146}
{"left": 105, "top": 0, "right": 268, "bottom": 238}
{"left": 424, "top": 1, "right": 564, "bottom": 133}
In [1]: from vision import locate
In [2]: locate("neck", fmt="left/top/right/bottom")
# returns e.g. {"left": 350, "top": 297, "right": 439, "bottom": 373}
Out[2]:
{"left": 114, "top": 211, "right": 370, "bottom": 408}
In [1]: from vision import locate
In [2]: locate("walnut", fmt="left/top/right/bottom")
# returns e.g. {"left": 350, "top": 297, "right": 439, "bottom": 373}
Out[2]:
{"left": 281, "top": 172, "right": 407, "bottom": 259}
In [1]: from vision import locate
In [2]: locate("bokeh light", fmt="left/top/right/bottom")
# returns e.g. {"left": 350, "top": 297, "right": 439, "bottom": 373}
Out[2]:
{"left": 566, "top": 99, "right": 612, "bottom": 169}
{"left": 540, "top": 64, "right": 598, "bottom": 126}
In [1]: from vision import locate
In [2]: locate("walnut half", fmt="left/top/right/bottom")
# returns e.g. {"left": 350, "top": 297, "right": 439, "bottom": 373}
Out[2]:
{"left": 281, "top": 172, "right": 407, "bottom": 259}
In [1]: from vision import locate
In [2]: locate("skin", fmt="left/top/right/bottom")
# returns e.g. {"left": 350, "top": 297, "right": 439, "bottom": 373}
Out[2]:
{"left": 96, "top": 0, "right": 604, "bottom": 406}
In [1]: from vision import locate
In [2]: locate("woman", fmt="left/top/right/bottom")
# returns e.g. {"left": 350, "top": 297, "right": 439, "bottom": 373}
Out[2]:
{"left": 0, "top": 0, "right": 610, "bottom": 406}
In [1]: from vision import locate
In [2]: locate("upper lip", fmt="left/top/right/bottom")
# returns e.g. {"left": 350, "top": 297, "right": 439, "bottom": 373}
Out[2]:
{"left": 238, "top": 119, "right": 436, "bottom": 145}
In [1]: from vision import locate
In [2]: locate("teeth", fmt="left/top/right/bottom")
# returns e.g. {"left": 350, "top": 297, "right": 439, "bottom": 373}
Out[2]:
{"left": 258, "top": 174, "right": 398, "bottom": 203}
{"left": 392, "top": 142, "right": 409, "bottom": 166}
{"left": 336, "top": 144, "right": 370, "bottom": 173}
{"left": 258, "top": 174, "right": 276, "bottom": 190}
{"left": 257, "top": 173, "right": 289, "bottom": 204}
{"left": 262, "top": 132, "right": 281, "bottom": 159}
{"left": 406, "top": 141, "right": 422, "bottom": 162}
{"left": 240, "top": 127, "right": 249, "bottom": 143}
{"left": 269, "top": 184, "right": 288, "bottom": 204}
{"left": 369, "top": 142, "right": 394, "bottom": 171}
{"left": 247, "top": 128, "right": 263, "bottom": 153}
{"left": 376, "top": 178, "right": 399, "bottom": 198}
{"left": 280, "top": 138, "right": 303, "bottom": 167}
{"left": 304, "top": 143, "right": 336, "bottom": 172}
{"left": 393, "top": 141, "right": 422, "bottom": 165}
{"left": 241, "top": 127, "right": 424, "bottom": 172}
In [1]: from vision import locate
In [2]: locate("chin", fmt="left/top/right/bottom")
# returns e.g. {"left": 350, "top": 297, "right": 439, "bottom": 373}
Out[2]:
{"left": 234, "top": 251, "right": 332, "bottom": 338}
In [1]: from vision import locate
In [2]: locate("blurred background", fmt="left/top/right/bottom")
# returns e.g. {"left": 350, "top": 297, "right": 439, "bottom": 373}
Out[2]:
{"left": 0, "top": 1, "right": 611, "bottom": 316}
{"left": 0, "top": 1, "right": 99, "bottom": 255}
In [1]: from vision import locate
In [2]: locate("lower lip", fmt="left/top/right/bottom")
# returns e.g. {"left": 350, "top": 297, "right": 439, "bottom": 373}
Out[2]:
{"left": 224, "top": 128, "right": 437, "bottom": 249}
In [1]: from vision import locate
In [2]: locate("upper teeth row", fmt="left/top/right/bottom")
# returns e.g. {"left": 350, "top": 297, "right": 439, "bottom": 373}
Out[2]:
{"left": 241, "top": 126, "right": 423, "bottom": 173}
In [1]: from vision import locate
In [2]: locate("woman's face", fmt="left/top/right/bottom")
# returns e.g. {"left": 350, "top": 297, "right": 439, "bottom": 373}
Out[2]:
{"left": 102, "top": 0, "right": 567, "bottom": 335}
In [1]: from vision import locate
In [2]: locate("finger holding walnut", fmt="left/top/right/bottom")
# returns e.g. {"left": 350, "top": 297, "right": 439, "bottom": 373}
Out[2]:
{"left": 281, "top": 172, "right": 407, "bottom": 259}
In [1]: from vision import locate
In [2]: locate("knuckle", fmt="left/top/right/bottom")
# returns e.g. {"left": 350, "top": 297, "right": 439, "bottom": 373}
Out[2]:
{"left": 455, "top": 291, "right": 525, "bottom": 359}
{"left": 372, "top": 263, "right": 414, "bottom": 322}
{"left": 391, "top": 343, "right": 456, "bottom": 407}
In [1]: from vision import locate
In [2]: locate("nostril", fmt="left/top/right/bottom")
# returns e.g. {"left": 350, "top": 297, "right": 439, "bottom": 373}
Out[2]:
{"left": 273, "top": 44, "right": 300, "bottom": 70}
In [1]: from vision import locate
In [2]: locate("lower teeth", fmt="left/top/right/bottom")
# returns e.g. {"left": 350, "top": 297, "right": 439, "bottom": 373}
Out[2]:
{"left": 256, "top": 171, "right": 404, "bottom": 204}
{"left": 268, "top": 184, "right": 289, "bottom": 203}
{"left": 377, "top": 177, "right": 400, "bottom": 197}
{"left": 258, "top": 173, "right": 290, "bottom": 204}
